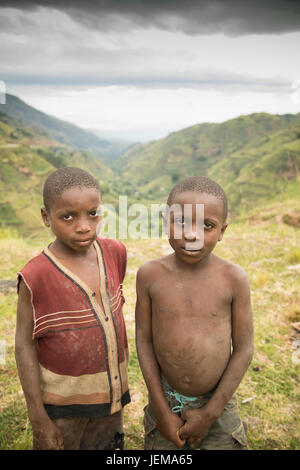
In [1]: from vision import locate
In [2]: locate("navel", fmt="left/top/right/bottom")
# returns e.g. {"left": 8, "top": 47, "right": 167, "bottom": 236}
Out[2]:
{"left": 181, "top": 375, "right": 191, "bottom": 384}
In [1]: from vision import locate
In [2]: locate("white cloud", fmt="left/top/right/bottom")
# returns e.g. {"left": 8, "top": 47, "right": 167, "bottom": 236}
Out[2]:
{"left": 9, "top": 84, "right": 300, "bottom": 142}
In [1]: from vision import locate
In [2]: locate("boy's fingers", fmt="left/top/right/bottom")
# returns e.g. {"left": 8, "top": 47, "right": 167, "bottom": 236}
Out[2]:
{"left": 175, "top": 430, "right": 186, "bottom": 447}
{"left": 178, "top": 421, "right": 190, "bottom": 440}
{"left": 57, "top": 438, "right": 64, "bottom": 450}
{"left": 56, "top": 431, "right": 64, "bottom": 450}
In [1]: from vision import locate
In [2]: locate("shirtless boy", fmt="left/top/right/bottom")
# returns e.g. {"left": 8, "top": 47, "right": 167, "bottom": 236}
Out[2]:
{"left": 15, "top": 167, "right": 130, "bottom": 450}
{"left": 135, "top": 176, "right": 254, "bottom": 450}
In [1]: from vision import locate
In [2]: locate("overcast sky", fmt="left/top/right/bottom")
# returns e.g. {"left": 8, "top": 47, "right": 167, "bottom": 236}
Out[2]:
{"left": 1, "top": 0, "right": 300, "bottom": 141}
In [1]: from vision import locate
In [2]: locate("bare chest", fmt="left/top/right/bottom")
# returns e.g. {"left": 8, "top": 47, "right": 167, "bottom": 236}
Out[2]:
{"left": 150, "top": 272, "right": 232, "bottom": 322}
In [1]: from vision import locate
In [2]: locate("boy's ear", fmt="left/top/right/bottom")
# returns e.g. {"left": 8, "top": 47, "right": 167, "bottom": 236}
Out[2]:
{"left": 41, "top": 207, "right": 51, "bottom": 227}
{"left": 218, "top": 222, "right": 228, "bottom": 242}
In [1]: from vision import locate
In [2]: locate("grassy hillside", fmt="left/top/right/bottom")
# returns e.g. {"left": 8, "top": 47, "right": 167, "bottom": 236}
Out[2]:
{"left": 1, "top": 107, "right": 300, "bottom": 235}
{"left": 2, "top": 95, "right": 299, "bottom": 217}
{"left": 119, "top": 113, "right": 300, "bottom": 214}
{"left": 0, "top": 94, "right": 130, "bottom": 164}
{"left": 0, "top": 112, "right": 117, "bottom": 235}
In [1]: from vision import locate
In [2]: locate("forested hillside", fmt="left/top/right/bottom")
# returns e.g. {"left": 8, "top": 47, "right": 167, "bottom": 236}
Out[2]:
{"left": 0, "top": 94, "right": 132, "bottom": 164}
{"left": 1, "top": 95, "right": 299, "bottom": 232}
{"left": 118, "top": 113, "right": 300, "bottom": 213}
{"left": 0, "top": 111, "right": 116, "bottom": 234}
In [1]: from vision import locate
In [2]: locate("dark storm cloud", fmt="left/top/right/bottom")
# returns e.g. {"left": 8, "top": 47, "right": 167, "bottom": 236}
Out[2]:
{"left": 1, "top": 0, "right": 300, "bottom": 36}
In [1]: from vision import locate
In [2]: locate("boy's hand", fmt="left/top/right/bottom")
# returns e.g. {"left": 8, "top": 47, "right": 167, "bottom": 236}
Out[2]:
{"left": 156, "top": 411, "right": 186, "bottom": 449}
{"left": 32, "top": 419, "right": 64, "bottom": 450}
{"left": 179, "top": 407, "right": 215, "bottom": 446}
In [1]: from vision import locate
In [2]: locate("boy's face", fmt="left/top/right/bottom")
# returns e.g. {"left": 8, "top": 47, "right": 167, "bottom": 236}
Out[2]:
{"left": 41, "top": 186, "right": 102, "bottom": 253}
{"left": 165, "top": 191, "right": 228, "bottom": 265}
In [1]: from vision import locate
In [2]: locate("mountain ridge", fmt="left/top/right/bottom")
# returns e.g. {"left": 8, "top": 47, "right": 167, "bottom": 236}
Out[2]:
{"left": 118, "top": 111, "right": 300, "bottom": 213}
{"left": 0, "top": 94, "right": 132, "bottom": 164}
{"left": 0, "top": 94, "right": 299, "bottom": 234}
{"left": 0, "top": 110, "right": 118, "bottom": 234}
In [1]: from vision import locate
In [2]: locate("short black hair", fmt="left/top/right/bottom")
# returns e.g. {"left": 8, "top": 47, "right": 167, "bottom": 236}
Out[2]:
{"left": 167, "top": 176, "right": 228, "bottom": 222}
{"left": 43, "top": 167, "right": 101, "bottom": 212}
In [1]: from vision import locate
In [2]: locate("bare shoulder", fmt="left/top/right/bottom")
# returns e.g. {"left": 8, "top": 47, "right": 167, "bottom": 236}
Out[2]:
{"left": 16, "top": 277, "right": 34, "bottom": 335}
{"left": 137, "top": 256, "right": 168, "bottom": 280}
{"left": 17, "top": 276, "right": 32, "bottom": 302}
{"left": 213, "top": 255, "right": 250, "bottom": 292}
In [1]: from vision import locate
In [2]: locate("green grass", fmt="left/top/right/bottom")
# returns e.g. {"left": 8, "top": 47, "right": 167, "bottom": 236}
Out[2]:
{"left": 0, "top": 209, "right": 299, "bottom": 450}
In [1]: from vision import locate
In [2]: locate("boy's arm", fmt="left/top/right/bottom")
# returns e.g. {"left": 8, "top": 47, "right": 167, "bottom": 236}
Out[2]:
{"left": 179, "top": 267, "right": 254, "bottom": 445}
{"left": 15, "top": 279, "right": 64, "bottom": 450}
{"left": 135, "top": 264, "right": 186, "bottom": 448}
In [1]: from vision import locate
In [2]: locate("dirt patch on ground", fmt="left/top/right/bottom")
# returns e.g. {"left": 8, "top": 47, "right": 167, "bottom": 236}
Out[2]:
{"left": 282, "top": 211, "right": 300, "bottom": 228}
{"left": 0, "top": 280, "right": 16, "bottom": 294}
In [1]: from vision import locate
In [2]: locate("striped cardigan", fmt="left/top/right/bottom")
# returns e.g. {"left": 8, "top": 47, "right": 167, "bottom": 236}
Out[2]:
{"left": 18, "top": 238, "right": 130, "bottom": 419}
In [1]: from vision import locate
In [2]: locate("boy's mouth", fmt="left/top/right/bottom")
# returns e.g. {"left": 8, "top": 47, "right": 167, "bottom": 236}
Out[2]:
{"left": 183, "top": 241, "right": 203, "bottom": 252}
{"left": 73, "top": 238, "right": 94, "bottom": 246}
{"left": 182, "top": 247, "right": 202, "bottom": 255}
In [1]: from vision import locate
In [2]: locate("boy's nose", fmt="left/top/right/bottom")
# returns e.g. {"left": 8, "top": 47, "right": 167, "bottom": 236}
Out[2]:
{"left": 184, "top": 230, "right": 197, "bottom": 241}
{"left": 75, "top": 217, "right": 91, "bottom": 233}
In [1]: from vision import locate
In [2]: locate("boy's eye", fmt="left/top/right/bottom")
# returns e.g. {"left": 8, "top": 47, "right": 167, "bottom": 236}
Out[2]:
{"left": 90, "top": 210, "right": 100, "bottom": 217}
{"left": 63, "top": 214, "right": 73, "bottom": 221}
{"left": 204, "top": 221, "right": 214, "bottom": 229}
{"left": 174, "top": 218, "right": 184, "bottom": 226}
